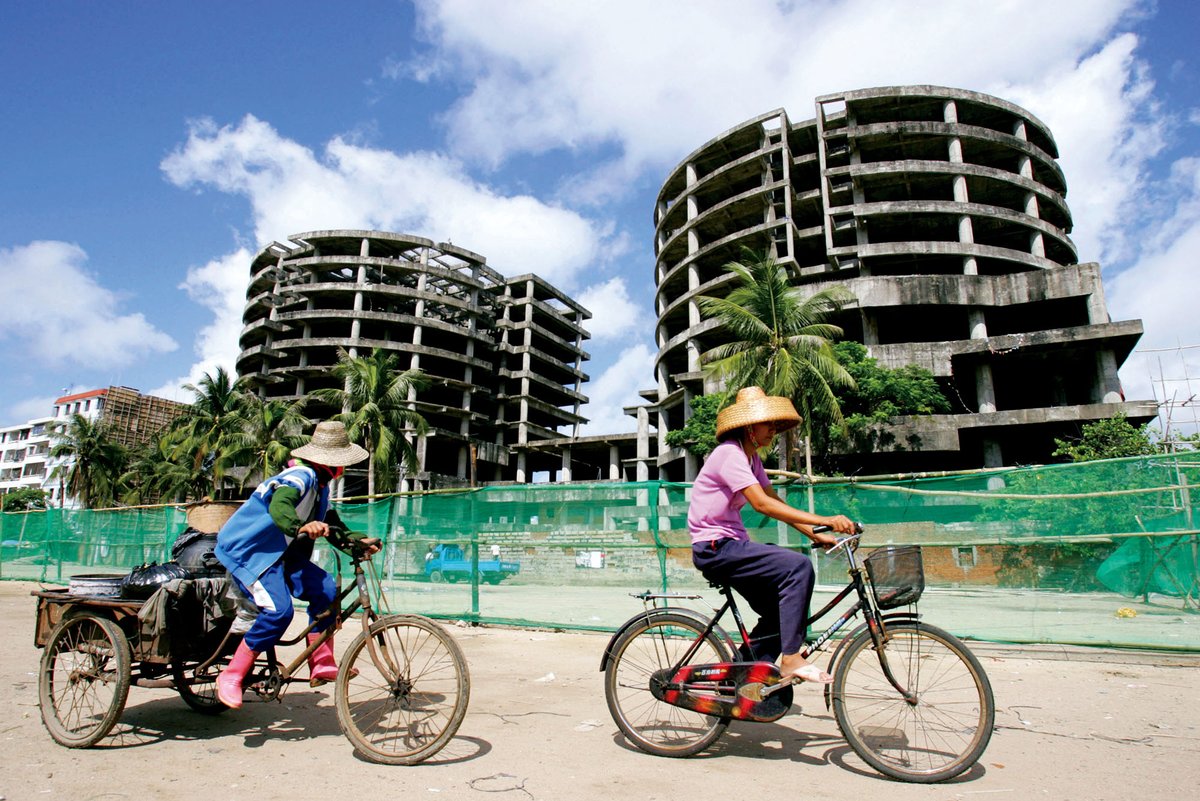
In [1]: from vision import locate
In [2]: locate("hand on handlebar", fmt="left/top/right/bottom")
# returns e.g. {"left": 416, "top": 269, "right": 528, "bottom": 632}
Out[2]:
{"left": 355, "top": 537, "right": 382, "bottom": 558}
{"left": 298, "top": 520, "right": 331, "bottom": 539}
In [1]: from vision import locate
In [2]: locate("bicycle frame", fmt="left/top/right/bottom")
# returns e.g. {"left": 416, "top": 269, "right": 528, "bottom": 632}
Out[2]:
{"left": 632, "top": 535, "right": 918, "bottom": 704}
{"left": 192, "top": 538, "right": 387, "bottom": 694}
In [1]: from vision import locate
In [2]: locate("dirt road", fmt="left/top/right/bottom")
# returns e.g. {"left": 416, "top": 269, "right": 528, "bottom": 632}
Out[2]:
{"left": 3, "top": 579, "right": 1198, "bottom": 801}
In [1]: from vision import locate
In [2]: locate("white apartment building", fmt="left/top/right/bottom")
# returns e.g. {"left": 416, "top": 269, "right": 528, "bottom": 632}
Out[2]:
{"left": 0, "top": 416, "right": 54, "bottom": 503}
{"left": 1, "top": 389, "right": 107, "bottom": 508}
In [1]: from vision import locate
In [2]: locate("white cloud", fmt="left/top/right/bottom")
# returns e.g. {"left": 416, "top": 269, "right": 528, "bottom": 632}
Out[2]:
{"left": 10, "top": 394, "right": 60, "bottom": 423}
{"left": 0, "top": 241, "right": 177, "bottom": 368}
{"left": 161, "top": 115, "right": 608, "bottom": 289}
{"left": 577, "top": 277, "right": 646, "bottom": 342}
{"left": 579, "top": 343, "right": 655, "bottom": 435}
{"left": 410, "top": 0, "right": 1143, "bottom": 210}
{"left": 147, "top": 248, "right": 253, "bottom": 402}
{"left": 1106, "top": 156, "right": 1200, "bottom": 432}
{"left": 997, "top": 34, "right": 1166, "bottom": 265}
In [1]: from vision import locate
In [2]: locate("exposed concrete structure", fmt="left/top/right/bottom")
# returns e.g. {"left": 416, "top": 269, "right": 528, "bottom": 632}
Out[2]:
{"left": 235, "top": 231, "right": 596, "bottom": 489}
{"left": 644, "top": 86, "right": 1156, "bottom": 478}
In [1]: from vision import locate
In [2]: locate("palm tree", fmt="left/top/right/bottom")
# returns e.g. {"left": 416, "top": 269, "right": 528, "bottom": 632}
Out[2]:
{"left": 698, "top": 249, "right": 855, "bottom": 470}
{"left": 221, "top": 395, "right": 311, "bottom": 487}
{"left": 120, "top": 434, "right": 211, "bottom": 504}
{"left": 49, "top": 414, "right": 128, "bottom": 508}
{"left": 312, "top": 348, "right": 429, "bottom": 496}
{"left": 168, "top": 367, "right": 252, "bottom": 496}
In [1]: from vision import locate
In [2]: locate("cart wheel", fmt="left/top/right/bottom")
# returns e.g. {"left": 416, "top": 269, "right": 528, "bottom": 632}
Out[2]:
{"left": 173, "top": 662, "right": 227, "bottom": 715}
{"left": 39, "top": 612, "right": 132, "bottom": 747}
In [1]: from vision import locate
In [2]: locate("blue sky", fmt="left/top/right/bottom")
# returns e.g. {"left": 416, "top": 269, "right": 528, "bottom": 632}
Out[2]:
{"left": 2, "top": 0, "right": 1199, "bottom": 436}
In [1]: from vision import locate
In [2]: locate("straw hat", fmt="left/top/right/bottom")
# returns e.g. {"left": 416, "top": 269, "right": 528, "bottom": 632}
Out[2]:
{"left": 715, "top": 387, "right": 802, "bottom": 438}
{"left": 291, "top": 421, "right": 369, "bottom": 467}
{"left": 185, "top": 500, "right": 239, "bottom": 534}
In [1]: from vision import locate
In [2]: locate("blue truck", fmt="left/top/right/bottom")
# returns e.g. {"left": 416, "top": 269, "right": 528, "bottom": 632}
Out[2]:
{"left": 423, "top": 543, "right": 520, "bottom": 584}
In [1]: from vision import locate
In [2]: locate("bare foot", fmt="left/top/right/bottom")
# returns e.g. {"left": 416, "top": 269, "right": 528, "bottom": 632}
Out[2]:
{"left": 778, "top": 653, "right": 833, "bottom": 683}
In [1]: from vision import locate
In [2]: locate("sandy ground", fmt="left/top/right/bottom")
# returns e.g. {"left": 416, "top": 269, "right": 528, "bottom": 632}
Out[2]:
{"left": 3, "top": 578, "right": 1200, "bottom": 801}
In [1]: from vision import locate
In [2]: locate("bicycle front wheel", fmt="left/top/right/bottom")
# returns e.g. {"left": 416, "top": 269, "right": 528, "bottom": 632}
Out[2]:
{"left": 604, "top": 612, "right": 733, "bottom": 757}
{"left": 832, "top": 621, "right": 994, "bottom": 783}
{"left": 335, "top": 614, "right": 470, "bottom": 765}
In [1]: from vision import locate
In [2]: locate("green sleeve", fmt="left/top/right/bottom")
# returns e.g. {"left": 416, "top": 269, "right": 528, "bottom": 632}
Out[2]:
{"left": 268, "top": 486, "right": 305, "bottom": 535}
{"left": 322, "top": 506, "right": 369, "bottom": 551}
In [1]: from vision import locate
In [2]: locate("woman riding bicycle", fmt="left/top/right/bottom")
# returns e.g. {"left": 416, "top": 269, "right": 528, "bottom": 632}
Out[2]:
{"left": 214, "top": 420, "right": 380, "bottom": 708}
{"left": 688, "top": 387, "right": 857, "bottom": 684}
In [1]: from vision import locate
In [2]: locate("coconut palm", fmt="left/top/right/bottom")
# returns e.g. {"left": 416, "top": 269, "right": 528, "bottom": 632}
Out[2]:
{"left": 168, "top": 367, "right": 252, "bottom": 495}
{"left": 220, "top": 395, "right": 311, "bottom": 487}
{"left": 49, "top": 414, "right": 128, "bottom": 508}
{"left": 698, "top": 249, "right": 855, "bottom": 469}
{"left": 120, "top": 433, "right": 211, "bottom": 504}
{"left": 312, "top": 348, "right": 429, "bottom": 497}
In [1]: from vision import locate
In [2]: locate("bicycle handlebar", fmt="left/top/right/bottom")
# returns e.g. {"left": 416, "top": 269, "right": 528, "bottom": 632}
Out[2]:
{"left": 811, "top": 522, "right": 864, "bottom": 557}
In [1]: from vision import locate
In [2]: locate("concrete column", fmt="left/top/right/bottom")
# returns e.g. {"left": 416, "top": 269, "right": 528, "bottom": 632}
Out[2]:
{"left": 1096, "top": 350, "right": 1123, "bottom": 403}
{"left": 560, "top": 448, "right": 571, "bottom": 482}
{"left": 636, "top": 407, "right": 650, "bottom": 482}
{"left": 861, "top": 310, "right": 879, "bottom": 347}
{"left": 516, "top": 451, "right": 526, "bottom": 484}
{"left": 982, "top": 438, "right": 1003, "bottom": 468}
{"left": 969, "top": 312, "right": 988, "bottom": 340}
{"left": 609, "top": 444, "right": 620, "bottom": 481}
{"left": 976, "top": 363, "right": 997, "bottom": 413}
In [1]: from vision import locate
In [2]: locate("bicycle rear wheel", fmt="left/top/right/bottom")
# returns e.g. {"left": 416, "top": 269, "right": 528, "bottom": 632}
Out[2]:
{"left": 604, "top": 612, "right": 733, "bottom": 757}
{"left": 335, "top": 614, "right": 470, "bottom": 765}
{"left": 173, "top": 661, "right": 227, "bottom": 714}
{"left": 38, "top": 613, "right": 132, "bottom": 747}
{"left": 831, "top": 621, "right": 994, "bottom": 783}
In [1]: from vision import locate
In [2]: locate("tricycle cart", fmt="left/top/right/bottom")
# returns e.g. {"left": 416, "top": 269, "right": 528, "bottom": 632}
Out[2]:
{"left": 33, "top": 578, "right": 231, "bottom": 747}
{"left": 33, "top": 532, "right": 470, "bottom": 764}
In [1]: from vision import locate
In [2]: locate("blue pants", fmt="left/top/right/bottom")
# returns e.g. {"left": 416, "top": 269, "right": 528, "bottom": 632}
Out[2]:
{"left": 234, "top": 554, "right": 337, "bottom": 652}
{"left": 692, "top": 538, "right": 816, "bottom": 660}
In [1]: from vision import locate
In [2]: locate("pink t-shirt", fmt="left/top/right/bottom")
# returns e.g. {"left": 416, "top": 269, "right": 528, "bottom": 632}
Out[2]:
{"left": 687, "top": 438, "right": 769, "bottom": 544}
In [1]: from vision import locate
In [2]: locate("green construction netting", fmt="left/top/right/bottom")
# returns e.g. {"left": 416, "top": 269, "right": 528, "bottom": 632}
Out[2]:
{"left": 4, "top": 453, "right": 1198, "bottom": 650}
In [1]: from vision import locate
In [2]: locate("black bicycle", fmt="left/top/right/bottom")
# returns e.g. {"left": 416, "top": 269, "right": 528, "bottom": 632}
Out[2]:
{"left": 600, "top": 528, "right": 995, "bottom": 783}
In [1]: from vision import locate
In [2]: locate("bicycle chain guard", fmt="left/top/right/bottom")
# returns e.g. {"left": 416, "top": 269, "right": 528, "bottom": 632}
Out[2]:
{"left": 650, "top": 661, "right": 794, "bottom": 722}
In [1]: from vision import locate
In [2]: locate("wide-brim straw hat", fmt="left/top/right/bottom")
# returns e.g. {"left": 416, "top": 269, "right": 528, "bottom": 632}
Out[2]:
{"left": 184, "top": 500, "right": 240, "bottom": 534}
{"left": 291, "top": 421, "right": 369, "bottom": 467}
{"left": 715, "top": 386, "right": 802, "bottom": 438}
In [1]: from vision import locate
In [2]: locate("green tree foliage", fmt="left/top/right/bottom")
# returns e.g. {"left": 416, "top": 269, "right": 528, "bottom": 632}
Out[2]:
{"left": 697, "top": 249, "right": 855, "bottom": 469}
{"left": 1051, "top": 414, "right": 1159, "bottom": 462}
{"left": 821, "top": 342, "right": 951, "bottom": 463}
{"left": 664, "top": 394, "right": 723, "bottom": 458}
{"left": 167, "top": 367, "right": 253, "bottom": 496}
{"left": 120, "top": 433, "right": 211, "bottom": 504}
{"left": 49, "top": 414, "right": 128, "bottom": 508}
{"left": 221, "top": 395, "right": 310, "bottom": 487}
{"left": 312, "top": 348, "right": 430, "bottom": 496}
{"left": 1, "top": 486, "right": 48, "bottom": 511}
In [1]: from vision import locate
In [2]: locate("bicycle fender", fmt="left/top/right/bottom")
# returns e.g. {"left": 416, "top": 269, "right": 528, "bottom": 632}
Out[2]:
{"left": 820, "top": 611, "right": 922, "bottom": 709}
{"left": 599, "top": 607, "right": 734, "bottom": 672}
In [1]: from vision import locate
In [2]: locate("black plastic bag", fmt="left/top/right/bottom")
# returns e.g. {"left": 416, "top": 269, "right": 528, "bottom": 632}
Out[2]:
{"left": 172, "top": 528, "right": 226, "bottom": 577}
{"left": 122, "top": 561, "right": 189, "bottom": 599}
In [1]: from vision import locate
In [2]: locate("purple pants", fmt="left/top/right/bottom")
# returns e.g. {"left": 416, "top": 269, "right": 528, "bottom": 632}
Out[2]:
{"left": 692, "top": 537, "right": 816, "bottom": 660}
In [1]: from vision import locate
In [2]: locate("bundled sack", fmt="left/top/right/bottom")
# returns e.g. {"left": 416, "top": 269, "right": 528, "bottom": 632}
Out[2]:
{"left": 171, "top": 528, "right": 227, "bottom": 577}
{"left": 122, "top": 561, "right": 190, "bottom": 599}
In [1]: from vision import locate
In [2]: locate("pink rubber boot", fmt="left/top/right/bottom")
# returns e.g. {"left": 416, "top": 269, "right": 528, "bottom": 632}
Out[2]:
{"left": 307, "top": 632, "right": 340, "bottom": 686}
{"left": 216, "top": 640, "right": 258, "bottom": 709}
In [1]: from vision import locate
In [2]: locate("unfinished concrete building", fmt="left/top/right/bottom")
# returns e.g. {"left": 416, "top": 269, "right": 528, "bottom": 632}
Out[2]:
{"left": 646, "top": 85, "right": 1156, "bottom": 479}
{"left": 235, "top": 231, "right": 593, "bottom": 489}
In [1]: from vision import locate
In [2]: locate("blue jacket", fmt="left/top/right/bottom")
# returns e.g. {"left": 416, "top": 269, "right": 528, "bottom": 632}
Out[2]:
{"left": 215, "top": 465, "right": 330, "bottom": 588}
